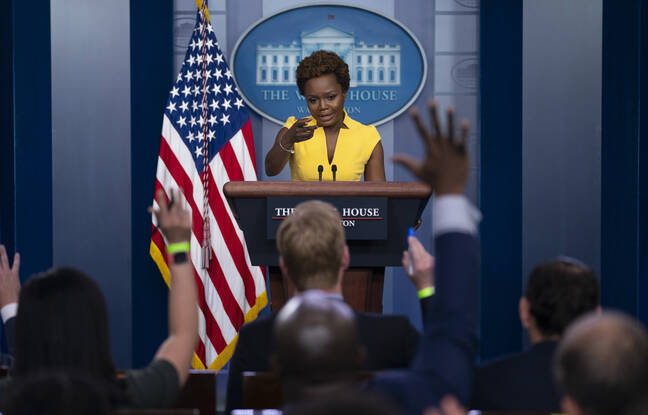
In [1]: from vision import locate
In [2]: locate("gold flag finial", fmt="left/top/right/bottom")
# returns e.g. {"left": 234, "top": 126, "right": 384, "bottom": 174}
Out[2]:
{"left": 196, "top": 0, "right": 210, "bottom": 23}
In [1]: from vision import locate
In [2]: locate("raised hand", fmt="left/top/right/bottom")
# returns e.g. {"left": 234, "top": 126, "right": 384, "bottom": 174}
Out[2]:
{"left": 0, "top": 245, "right": 20, "bottom": 308}
{"left": 283, "top": 117, "right": 317, "bottom": 145}
{"left": 393, "top": 100, "right": 470, "bottom": 195}
{"left": 150, "top": 189, "right": 192, "bottom": 244}
{"left": 402, "top": 236, "right": 434, "bottom": 291}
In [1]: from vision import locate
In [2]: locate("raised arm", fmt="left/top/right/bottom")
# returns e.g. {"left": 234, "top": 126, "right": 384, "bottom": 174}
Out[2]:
{"left": 149, "top": 189, "right": 199, "bottom": 386}
{"left": 265, "top": 117, "right": 316, "bottom": 176}
{"left": 369, "top": 101, "right": 479, "bottom": 414}
{"left": 409, "top": 101, "right": 479, "bottom": 406}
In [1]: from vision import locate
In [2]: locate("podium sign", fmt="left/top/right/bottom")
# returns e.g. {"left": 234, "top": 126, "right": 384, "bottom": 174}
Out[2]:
{"left": 267, "top": 196, "right": 387, "bottom": 240}
{"left": 224, "top": 181, "right": 430, "bottom": 268}
{"left": 224, "top": 181, "right": 431, "bottom": 312}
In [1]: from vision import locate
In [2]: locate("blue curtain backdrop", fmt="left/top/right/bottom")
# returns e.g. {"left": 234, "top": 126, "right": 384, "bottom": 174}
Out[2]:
{"left": 2, "top": 0, "right": 648, "bottom": 366}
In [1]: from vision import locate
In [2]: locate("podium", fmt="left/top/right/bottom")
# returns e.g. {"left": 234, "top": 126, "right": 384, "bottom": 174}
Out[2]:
{"left": 223, "top": 181, "right": 431, "bottom": 313}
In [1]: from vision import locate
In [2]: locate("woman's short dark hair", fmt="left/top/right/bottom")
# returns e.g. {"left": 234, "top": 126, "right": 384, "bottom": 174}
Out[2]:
{"left": 296, "top": 50, "right": 350, "bottom": 95}
{"left": 13, "top": 267, "right": 117, "bottom": 382}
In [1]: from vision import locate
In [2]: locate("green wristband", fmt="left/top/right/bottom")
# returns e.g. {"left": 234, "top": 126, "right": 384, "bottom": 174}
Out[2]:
{"left": 417, "top": 286, "right": 435, "bottom": 299}
{"left": 167, "top": 241, "right": 190, "bottom": 254}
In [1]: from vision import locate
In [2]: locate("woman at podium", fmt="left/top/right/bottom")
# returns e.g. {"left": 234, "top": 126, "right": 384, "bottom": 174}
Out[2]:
{"left": 265, "top": 50, "right": 386, "bottom": 182}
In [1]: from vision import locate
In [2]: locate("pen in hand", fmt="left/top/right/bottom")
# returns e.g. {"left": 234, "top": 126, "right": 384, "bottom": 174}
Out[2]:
{"left": 407, "top": 227, "right": 415, "bottom": 275}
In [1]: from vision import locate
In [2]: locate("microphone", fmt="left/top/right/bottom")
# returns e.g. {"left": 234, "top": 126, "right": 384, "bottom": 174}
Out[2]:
{"left": 318, "top": 165, "right": 323, "bottom": 181}
{"left": 331, "top": 164, "right": 337, "bottom": 182}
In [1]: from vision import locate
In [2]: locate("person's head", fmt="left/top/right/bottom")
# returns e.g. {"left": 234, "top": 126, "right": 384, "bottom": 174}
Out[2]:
{"left": 519, "top": 257, "right": 599, "bottom": 342}
{"left": 554, "top": 312, "right": 648, "bottom": 415}
{"left": 4, "top": 371, "right": 111, "bottom": 415}
{"left": 296, "top": 50, "right": 349, "bottom": 128}
{"left": 13, "top": 267, "right": 116, "bottom": 381}
{"left": 276, "top": 200, "right": 349, "bottom": 292}
{"left": 273, "top": 291, "right": 364, "bottom": 402}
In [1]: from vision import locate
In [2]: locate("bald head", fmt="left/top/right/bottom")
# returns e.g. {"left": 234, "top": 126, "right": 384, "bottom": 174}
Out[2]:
{"left": 555, "top": 312, "right": 648, "bottom": 415}
{"left": 274, "top": 291, "right": 361, "bottom": 383}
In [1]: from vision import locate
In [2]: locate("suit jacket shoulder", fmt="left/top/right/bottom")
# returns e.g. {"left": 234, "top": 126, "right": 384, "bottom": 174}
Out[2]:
{"left": 225, "top": 314, "right": 276, "bottom": 412}
{"left": 472, "top": 341, "right": 560, "bottom": 411}
{"left": 234, "top": 314, "right": 276, "bottom": 369}
{"left": 226, "top": 309, "right": 419, "bottom": 411}
{"left": 355, "top": 313, "right": 419, "bottom": 370}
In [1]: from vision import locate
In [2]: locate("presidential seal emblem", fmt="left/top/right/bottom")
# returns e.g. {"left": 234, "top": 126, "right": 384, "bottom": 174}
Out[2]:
{"left": 231, "top": 4, "right": 427, "bottom": 126}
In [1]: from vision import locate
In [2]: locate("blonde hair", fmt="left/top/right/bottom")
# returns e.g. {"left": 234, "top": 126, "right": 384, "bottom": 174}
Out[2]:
{"left": 276, "top": 200, "right": 345, "bottom": 290}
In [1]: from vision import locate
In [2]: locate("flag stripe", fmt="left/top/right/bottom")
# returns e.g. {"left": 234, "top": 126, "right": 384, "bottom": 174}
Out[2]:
{"left": 156, "top": 159, "right": 245, "bottom": 330}
{"left": 208, "top": 151, "right": 266, "bottom": 298}
{"left": 208, "top": 161, "right": 257, "bottom": 306}
{"left": 241, "top": 120, "right": 258, "bottom": 176}
{"left": 156, "top": 129, "right": 247, "bottom": 333}
{"left": 151, "top": 229, "right": 167, "bottom": 266}
{"left": 231, "top": 129, "right": 259, "bottom": 182}
{"left": 205, "top": 205, "right": 250, "bottom": 314}
{"left": 206, "top": 245, "right": 245, "bottom": 332}
{"left": 155, "top": 173, "right": 242, "bottom": 339}
{"left": 218, "top": 141, "right": 244, "bottom": 182}
{"left": 192, "top": 266, "right": 227, "bottom": 353}
{"left": 195, "top": 314, "right": 207, "bottom": 364}
{"left": 157, "top": 144, "right": 206, "bottom": 245}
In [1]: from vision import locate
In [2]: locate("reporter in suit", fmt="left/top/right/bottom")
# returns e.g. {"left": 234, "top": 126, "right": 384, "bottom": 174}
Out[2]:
{"left": 225, "top": 199, "right": 427, "bottom": 412}
{"left": 471, "top": 258, "right": 599, "bottom": 411}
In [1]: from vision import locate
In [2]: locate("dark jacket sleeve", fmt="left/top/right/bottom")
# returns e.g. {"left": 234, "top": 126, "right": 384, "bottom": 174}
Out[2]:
{"left": 225, "top": 317, "right": 275, "bottom": 412}
{"left": 357, "top": 313, "right": 420, "bottom": 370}
{"left": 368, "top": 232, "right": 480, "bottom": 415}
{"left": 419, "top": 295, "right": 434, "bottom": 327}
{"left": 226, "top": 327, "right": 249, "bottom": 412}
{"left": 4, "top": 317, "right": 15, "bottom": 357}
{"left": 413, "top": 233, "right": 480, "bottom": 396}
{"left": 400, "top": 317, "right": 421, "bottom": 368}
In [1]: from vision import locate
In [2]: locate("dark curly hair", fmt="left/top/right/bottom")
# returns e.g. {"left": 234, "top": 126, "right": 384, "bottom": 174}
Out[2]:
{"left": 526, "top": 258, "right": 599, "bottom": 337}
{"left": 296, "top": 50, "right": 350, "bottom": 95}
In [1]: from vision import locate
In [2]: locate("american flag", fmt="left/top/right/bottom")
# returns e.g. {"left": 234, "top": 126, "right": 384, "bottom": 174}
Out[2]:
{"left": 150, "top": 0, "right": 267, "bottom": 371}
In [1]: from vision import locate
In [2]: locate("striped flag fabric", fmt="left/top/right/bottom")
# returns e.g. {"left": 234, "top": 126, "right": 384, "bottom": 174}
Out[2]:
{"left": 150, "top": 0, "right": 267, "bottom": 371}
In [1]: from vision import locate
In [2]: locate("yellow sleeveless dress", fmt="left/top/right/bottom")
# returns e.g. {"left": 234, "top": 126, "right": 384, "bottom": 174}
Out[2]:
{"left": 283, "top": 113, "right": 381, "bottom": 181}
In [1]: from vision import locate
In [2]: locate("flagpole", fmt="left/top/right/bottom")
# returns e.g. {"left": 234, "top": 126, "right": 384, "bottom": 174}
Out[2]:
{"left": 198, "top": 0, "right": 211, "bottom": 269}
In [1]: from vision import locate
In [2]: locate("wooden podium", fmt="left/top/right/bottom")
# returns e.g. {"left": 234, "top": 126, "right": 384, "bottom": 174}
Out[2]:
{"left": 223, "top": 181, "right": 431, "bottom": 313}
